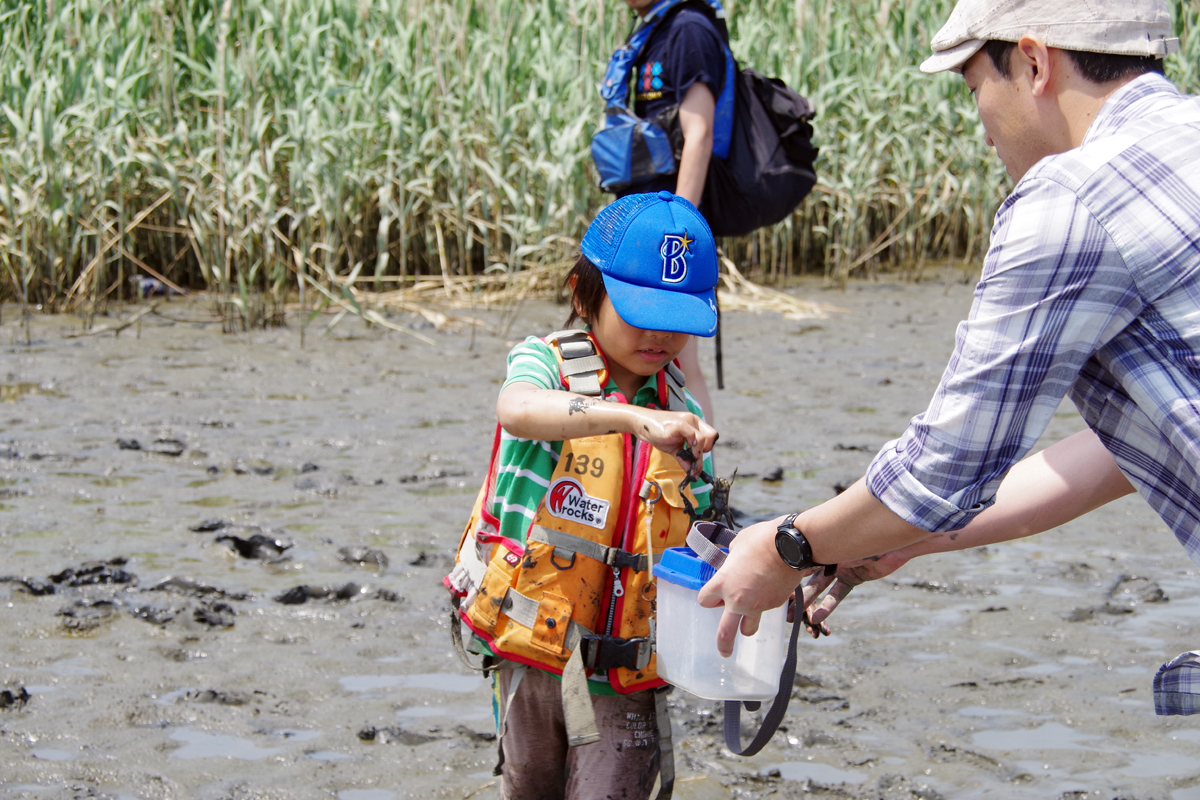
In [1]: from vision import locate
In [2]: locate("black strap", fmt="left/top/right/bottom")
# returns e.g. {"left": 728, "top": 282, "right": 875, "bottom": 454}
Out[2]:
{"left": 653, "top": 686, "right": 675, "bottom": 800}
{"left": 684, "top": 520, "right": 801, "bottom": 756}
{"left": 715, "top": 286, "right": 724, "bottom": 390}
{"left": 721, "top": 581, "right": 804, "bottom": 756}
{"left": 579, "top": 634, "right": 651, "bottom": 671}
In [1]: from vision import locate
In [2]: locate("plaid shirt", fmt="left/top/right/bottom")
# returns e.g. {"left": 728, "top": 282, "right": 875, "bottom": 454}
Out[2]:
{"left": 867, "top": 74, "right": 1200, "bottom": 563}
{"left": 1155, "top": 651, "right": 1200, "bottom": 715}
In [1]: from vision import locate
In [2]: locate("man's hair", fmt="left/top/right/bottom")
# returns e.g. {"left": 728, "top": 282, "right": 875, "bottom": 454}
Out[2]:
{"left": 982, "top": 39, "right": 1165, "bottom": 83}
{"left": 563, "top": 254, "right": 607, "bottom": 328}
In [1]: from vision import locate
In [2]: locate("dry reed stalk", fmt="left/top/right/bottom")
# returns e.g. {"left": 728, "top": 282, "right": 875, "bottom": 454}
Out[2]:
{"left": 718, "top": 256, "right": 843, "bottom": 320}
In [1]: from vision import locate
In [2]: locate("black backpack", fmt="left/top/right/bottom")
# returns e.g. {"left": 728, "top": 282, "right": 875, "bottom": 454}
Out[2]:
{"left": 592, "top": 0, "right": 818, "bottom": 237}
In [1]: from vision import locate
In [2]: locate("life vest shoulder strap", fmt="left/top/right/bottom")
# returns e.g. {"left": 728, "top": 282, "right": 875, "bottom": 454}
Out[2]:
{"left": 663, "top": 360, "right": 690, "bottom": 413}
{"left": 545, "top": 329, "right": 606, "bottom": 397}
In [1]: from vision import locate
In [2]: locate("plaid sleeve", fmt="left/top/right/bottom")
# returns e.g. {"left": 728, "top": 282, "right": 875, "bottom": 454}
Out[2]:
{"left": 866, "top": 176, "right": 1142, "bottom": 532}
{"left": 1155, "top": 652, "right": 1200, "bottom": 715}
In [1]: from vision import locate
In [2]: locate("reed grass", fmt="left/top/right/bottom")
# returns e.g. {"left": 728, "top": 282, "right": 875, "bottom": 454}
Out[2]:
{"left": 1, "top": 0, "right": 1197, "bottom": 327}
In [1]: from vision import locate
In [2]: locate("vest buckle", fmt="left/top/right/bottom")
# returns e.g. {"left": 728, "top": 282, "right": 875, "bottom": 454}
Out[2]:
{"left": 579, "top": 634, "right": 652, "bottom": 671}
{"left": 604, "top": 548, "right": 646, "bottom": 572}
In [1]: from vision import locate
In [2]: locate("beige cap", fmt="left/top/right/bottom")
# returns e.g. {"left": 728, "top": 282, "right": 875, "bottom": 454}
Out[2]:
{"left": 920, "top": 0, "right": 1180, "bottom": 74}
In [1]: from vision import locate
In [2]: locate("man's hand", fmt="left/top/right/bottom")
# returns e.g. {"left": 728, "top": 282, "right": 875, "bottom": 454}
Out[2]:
{"left": 696, "top": 515, "right": 809, "bottom": 656}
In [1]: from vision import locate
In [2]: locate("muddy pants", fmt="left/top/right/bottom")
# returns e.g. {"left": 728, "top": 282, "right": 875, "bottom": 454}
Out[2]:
{"left": 497, "top": 667, "right": 660, "bottom": 800}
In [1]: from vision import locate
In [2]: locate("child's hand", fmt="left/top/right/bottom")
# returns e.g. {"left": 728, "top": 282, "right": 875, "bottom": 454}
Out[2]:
{"left": 626, "top": 407, "right": 718, "bottom": 471}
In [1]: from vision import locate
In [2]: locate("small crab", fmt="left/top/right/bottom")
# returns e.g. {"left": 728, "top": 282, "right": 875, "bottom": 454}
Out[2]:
{"left": 677, "top": 447, "right": 738, "bottom": 529}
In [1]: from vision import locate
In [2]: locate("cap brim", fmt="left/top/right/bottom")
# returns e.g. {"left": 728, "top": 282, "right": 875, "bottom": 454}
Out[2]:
{"left": 920, "top": 38, "right": 985, "bottom": 74}
{"left": 602, "top": 275, "right": 718, "bottom": 338}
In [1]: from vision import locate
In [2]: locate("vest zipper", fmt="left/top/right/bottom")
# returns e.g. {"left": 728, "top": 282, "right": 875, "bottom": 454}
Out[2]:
{"left": 603, "top": 566, "right": 623, "bottom": 639}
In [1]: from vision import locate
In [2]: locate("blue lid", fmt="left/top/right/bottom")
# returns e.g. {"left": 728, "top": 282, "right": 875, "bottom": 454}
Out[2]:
{"left": 652, "top": 546, "right": 726, "bottom": 591}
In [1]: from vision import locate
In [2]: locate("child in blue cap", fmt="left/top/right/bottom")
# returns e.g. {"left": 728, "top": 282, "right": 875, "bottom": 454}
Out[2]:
{"left": 446, "top": 191, "right": 720, "bottom": 800}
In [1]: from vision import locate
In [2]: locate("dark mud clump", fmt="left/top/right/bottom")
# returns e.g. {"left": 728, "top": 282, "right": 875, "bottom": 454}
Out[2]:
{"left": 146, "top": 576, "right": 249, "bottom": 601}
{"left": 0, "top": 576, "right": 56, "bottom": 595}
{"left": 408, "top": 550, "right": 453, "bottom": 569}
{"left": 338, "top": 546, "right": 389, "bottom": 571}
{"left": 117, "top": 437, "right": 187, "bottom": 456}
{"left": 178, "top": 689, "right": 250, "bottom": 706}
{"left": 216, "top": 533, "right": 294, "bottom": 560}
{"left": 274, "top": 583, "right": 400, "bottom": 605}
{"left": 192, "top": 600, "right": 236, "bottom": 627}
{"left": 356, "top": 724, "right": 492, "bottom": 747}
{"left": 58, "top": 598, "right": 120, "bottom": 633}
{"left": 0, "top": 687, "right": 31, "bottom": 711}
{"left": 189, "top": 518, "right": 230, "bottom": 532}
{"left": 1064, "top": 574, "right": 1168, "bottom": 621}
{"left": 50, "top": 558, "right": 138, "bottom": 587}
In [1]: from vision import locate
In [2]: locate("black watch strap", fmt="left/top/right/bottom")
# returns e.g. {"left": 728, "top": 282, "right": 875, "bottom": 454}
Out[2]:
{"left": 775, "top": 513, "right": 818, "bottom": 570}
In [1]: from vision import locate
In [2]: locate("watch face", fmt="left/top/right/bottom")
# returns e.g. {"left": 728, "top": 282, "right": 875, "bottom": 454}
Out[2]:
{"left": 775, "top": 530, "right": 801, "bottom": 567}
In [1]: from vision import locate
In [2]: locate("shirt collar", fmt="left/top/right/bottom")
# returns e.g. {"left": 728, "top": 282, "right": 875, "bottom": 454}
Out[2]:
{"left": 603, "top": 372, "right": 659, "bottom": 405}
{"left": 1082, "top": 73, "right": 1181, "bottom": 147}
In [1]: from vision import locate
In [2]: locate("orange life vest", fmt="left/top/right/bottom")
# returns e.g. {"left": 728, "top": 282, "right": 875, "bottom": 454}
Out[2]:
{"left": 445, "top": 329, "right": 698, "bottom": 693}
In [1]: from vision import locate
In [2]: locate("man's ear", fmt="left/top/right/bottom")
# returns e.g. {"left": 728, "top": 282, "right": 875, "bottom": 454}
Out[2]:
{"left": 1016, "top": 35, "right": 1053, "bottom": 96}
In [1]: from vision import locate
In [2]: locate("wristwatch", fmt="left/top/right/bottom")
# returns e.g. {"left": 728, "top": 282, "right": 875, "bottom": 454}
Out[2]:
{"left": 775, "top": 513, "right": 820, "bottom": 570}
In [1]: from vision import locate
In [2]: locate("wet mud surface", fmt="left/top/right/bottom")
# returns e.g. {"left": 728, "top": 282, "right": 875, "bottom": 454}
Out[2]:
{"left": 2, "top": 280, "right": 1198, "bottom": 800}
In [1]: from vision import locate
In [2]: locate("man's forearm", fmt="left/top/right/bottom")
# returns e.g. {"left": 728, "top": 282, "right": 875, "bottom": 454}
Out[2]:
{"left": 796, "top": 478, "right": 931, "bottom": 565}
{"left": 887, "top": 428, "right": 1135, "bottom": 560}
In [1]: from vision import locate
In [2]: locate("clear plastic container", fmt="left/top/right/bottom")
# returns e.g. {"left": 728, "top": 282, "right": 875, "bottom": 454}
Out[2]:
{"left": 652, "top": 546, "right": 787, "bottom": 700}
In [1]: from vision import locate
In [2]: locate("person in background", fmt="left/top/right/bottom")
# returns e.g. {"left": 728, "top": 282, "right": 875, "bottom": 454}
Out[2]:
{"left": 697, "top": 0, "right": 1200, "bottom": 715}
{"left": 616, "top": 0, "right": 729, "bottom": 420}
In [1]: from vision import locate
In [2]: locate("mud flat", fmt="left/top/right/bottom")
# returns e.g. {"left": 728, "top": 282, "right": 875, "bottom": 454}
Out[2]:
{"left": 2, "top": 279, "right": 1198, "bottom": 800}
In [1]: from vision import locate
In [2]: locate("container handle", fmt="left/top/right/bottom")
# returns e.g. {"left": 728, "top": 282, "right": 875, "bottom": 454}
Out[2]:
{"left": 684, "top": 520, "right": 806, "bottom": 758}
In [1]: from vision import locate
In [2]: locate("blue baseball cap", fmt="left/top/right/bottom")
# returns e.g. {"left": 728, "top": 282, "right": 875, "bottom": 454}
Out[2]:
{"left": 580, "top": 191, "right": 719, "bottom": 337}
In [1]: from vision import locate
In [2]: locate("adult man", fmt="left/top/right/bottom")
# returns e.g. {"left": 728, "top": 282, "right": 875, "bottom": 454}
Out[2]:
{"left": 698, "top": 0, "right": 1200, "bottom": 711}
{"left": 614, "top": 0, "right": 729, "bottom": 419}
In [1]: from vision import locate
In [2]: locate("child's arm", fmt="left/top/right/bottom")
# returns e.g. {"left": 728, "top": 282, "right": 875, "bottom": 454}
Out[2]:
{"left": 497, "top": 381, "right": 718, "bottom": 466}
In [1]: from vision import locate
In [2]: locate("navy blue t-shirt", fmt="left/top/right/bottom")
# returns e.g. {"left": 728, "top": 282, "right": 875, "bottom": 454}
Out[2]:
{"left": 624, "top": 6, "right": 726, "bottom": 194}
{"left": 633, "top": 6, "right": 726, "bottom": 129}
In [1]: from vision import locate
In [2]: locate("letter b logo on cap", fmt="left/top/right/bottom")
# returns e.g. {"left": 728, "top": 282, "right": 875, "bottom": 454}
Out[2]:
{"left": 660, "top": 231, "right": 694, "bottom": 284}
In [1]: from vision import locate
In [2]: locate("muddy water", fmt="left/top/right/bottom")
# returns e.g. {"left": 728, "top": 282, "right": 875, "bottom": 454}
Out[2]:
{"left": 1, "top": 280, "right": 1197, "bottom": 800}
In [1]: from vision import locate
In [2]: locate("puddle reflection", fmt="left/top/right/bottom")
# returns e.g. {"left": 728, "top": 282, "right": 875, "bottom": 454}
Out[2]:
{"left": 304, "top": 750, "right": 355, "bottom": 762}
{"left": 972, "top": 722, "right": 1102, "bottom": 751}
{"left": 957, "top": 706, "right": 1026, "bottom": 719}
{"left": 1123, "top": 752, "right": 1199, "bottom": 778}
{"left": 340, "top": 673, "right": 485, "bottom": 694}
{"left": 764, "top": 761, "right": 866, "bottom": 785}
{"left": 47, "top": 658, "right": 98, "bottom": 677}
{"left": 168, "top": 728, "right": 282, "bottom": 760}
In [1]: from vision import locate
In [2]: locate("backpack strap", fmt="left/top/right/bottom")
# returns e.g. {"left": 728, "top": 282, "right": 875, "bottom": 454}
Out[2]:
{"left": 599, "top": 0, "right": 689, "bottom": 109}
{"left": 598, "top": 0, "right": 734, "bottom": 158}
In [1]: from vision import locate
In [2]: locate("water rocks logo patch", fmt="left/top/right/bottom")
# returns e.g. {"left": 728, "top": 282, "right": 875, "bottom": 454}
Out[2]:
{"left": 546, "top": 477, "right": 610, "bottom": 530}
